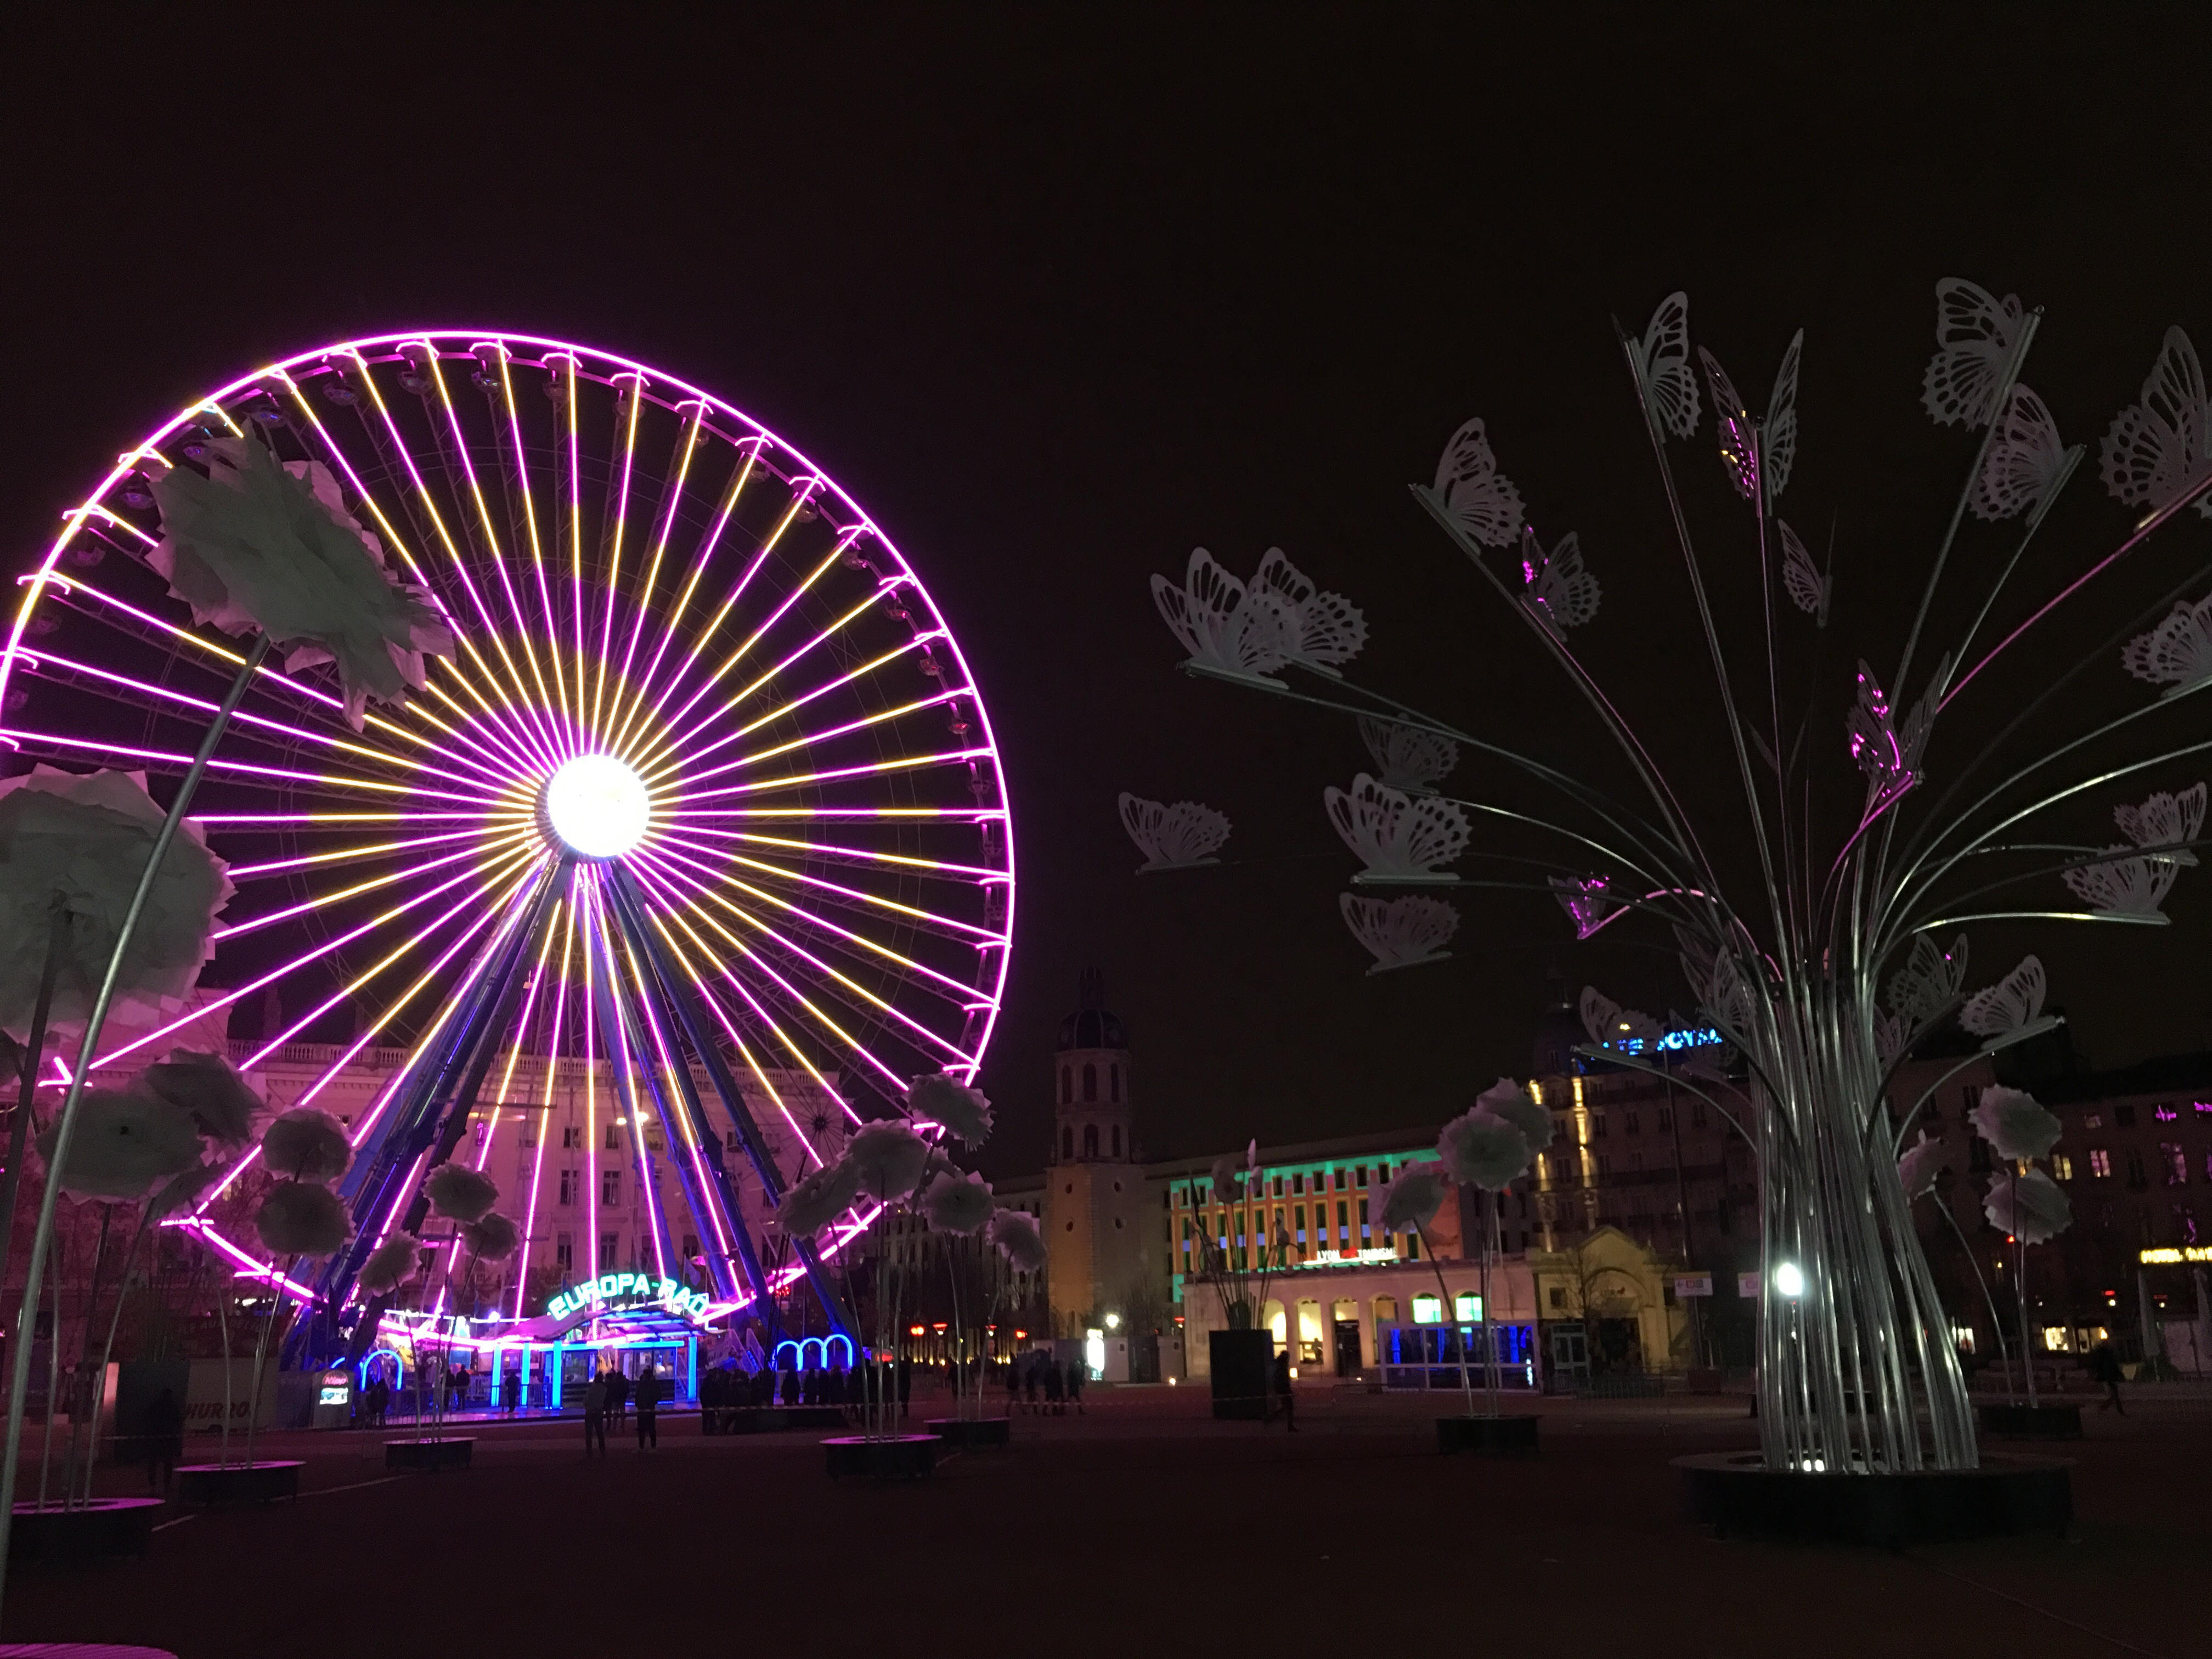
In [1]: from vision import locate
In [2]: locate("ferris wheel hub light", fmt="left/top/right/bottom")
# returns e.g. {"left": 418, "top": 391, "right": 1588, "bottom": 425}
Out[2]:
{"left": 542, "top": 754, "right": 650, "bottom": 857}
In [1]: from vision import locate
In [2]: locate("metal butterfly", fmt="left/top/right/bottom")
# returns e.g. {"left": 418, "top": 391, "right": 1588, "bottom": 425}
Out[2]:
{"left": 1777, "top": 517, "right": 1830, "bottom": 627}
{"left": 1698, "top": 329, "right": 1803, "bottom": 503}
{"left": 1626, "top": 291, "right": 1701, "bottom": 441}
{"left": 1922, "top": 278, "right": 2025, "bottom": 428}
{"left": 1519, "top": 528, "right": 1601, "bottom": 638}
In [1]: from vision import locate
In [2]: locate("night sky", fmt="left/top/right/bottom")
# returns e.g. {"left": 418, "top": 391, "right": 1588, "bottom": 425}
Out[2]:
{"left": 8, "top": 7, "right": 2211, "bottom": 1177}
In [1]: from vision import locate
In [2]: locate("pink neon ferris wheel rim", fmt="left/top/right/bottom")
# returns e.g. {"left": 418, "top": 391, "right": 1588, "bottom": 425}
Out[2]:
{"left": 1, "top": 329, "right": 1015, "bottom": 1314}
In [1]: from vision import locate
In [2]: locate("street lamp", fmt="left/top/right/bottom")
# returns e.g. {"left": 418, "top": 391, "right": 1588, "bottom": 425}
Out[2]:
{"left": 1775, "top": 1262, "right": 1805, "bottom": 1298}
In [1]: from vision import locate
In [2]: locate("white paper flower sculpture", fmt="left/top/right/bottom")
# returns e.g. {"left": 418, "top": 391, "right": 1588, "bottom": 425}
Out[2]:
{"left": 776, "top": 1156, "right": 864, "bottom": 1237}
{"left": 1959, "top": 955, "right": 2049, "bottom": 1045}
{"left": 2114, "top": 782, "right": 2205, "bottom": 868}
{"left": 422, "top": 1159, "right": 497, "bottom": 1221}
{"left": 261, "top": 1107, "right": 352, "bottom": 1184}
{"left": 1378, "top": 1161, "right": 1450, "bottom": 1233}
{"left": 1969, "top": 1085, "right": 2063, "bottom": 1163}
{"left": 907, "top": 1071, "right": 993, "bottom": 1146}
{"left": 148, "top": 1159, "right": 223, "bottom": 1220}
{"left": 1475, "top": 1076, "right": 1555, "bottom": 1153}
{"left": 1438, "top": 1108, "right": 1532, "bottom": 1193}
{"left": 1207, "top": 1153, "right": 1246, "bottom": 1198}
{"left": 1357, "top": 715, "right": 1458, "bottom": 793}
{"left": 32, "top": 1088, "right": 203, "bottom": 1201}
{"left": 1897, "top": 1131, "right": 1949, "bottom": 1201}
{"left": 920, "top": 1169, "right": 994, "bottom": 1235}
{"left": 358, "top": 1232, "right": 424, "bottom": 1296}
{"left": 846, "top": 1119, "right": 931, "bottom": 1203}
{"left": 142, "top": 1048, "right": 262, "bottom": 1146}
{"left": 989, "top": 1206, "right": 1048, "bottom": 1273}
{"left": 1338, "top": 893, "right": 1458, "bottom": 973}
{"left": 253, "top": 1179, "right": 353, "bottom": 1258}
{"left": 1982, "top": 1167, "right": 2073, "bottom": 1245}
{"left": 0, "top": 767, "right": 234, "bottom": 1038}
{"left": 1118, "top": 793, "right": 1231, "bottom": 872}
{"left": 2122, "top": 592, "right": 2212, "bottom": 698}
{"left": 1324, "top": 774, "right": 1469, "bottom": 882}
{"left": 147, "top": 433, "right": 455, "bottom": 730}
{"left": 461, "top": 1210, "right": 521, "bottom": 1260}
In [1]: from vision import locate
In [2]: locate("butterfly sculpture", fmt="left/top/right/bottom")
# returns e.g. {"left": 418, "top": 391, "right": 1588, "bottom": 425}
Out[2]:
{"left": 1433, "top": 417, "right": 1525, "bottom": 548}
{"left": 1578, "top": 985, "right": 1664, "bottom": 1050}
{"left": 2062, "top": 849, "right": 2181, "bottom": 919}
{"left": 2113, "top": 782, "right": 2205, "bottom": 868}
{"left": 1357, "top": 715, "right": 1458, "bottom": 793}
{"left": 1322, "top": 773, "right": 1469, "bottom": 882}
{"left": 1118, "top": 793, "right": 1231, "bottom": 872}
{"left": 1519, "top": 528, "right": 1601, "bottom": 637}
{"left": 1846, "top": 658, "right": 1943, "bottom": 811}
{"left": 1959, "top": 955, "right": 2049, "bottom": 1043}
{"left": 1150, "top": 547, "right": 1365, "bottom": 682}
{"left": 1549, "top": 874, "right": 1624, "bottom": 940}
{"left": 1921, "top": 278, "right": 2027, "bottom": 427}
{"left": 1971, "top": 384, "right": 2079, "bottom": 524}
{"left": 2121, "top": 592, "right": 2212, "bottom": 698}
{"left": 2100, "top": 327, "right": 2212, "bottom": 522}
{"left": 1625, "top": 291, "right": 1701, "bottom": 440}
{"left": 1338, "top": 893, "right": 1459, "bottom": 973}
{"left": 1884, "top": 933, "right": 1969, "bottom": 1026}
{"left": 1777, "top": 518, "right": 1831, "bottom": 626}
{"left": 1699, "top": 330, "right": 1803, "bottom": 502}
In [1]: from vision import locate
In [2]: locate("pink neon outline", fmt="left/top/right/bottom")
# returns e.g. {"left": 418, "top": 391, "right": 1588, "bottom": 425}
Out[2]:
{"left": 1, "top": 328, "right": 1017, "bottom": 1314}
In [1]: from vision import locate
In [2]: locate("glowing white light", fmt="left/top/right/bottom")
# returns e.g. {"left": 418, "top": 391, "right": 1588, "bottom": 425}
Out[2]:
{"left": 543, "top": 754, "right": 650, "bottom": 857}
{"left": 1774, "top": 1262, "right": 1805, "bottom": 1298}
{"left": 1104, "top": 1312, "right": 1121, "bottom": 1330}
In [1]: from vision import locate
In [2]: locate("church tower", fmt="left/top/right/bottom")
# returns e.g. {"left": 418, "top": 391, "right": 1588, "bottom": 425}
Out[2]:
{"left": 1043, "top": 969, "right": 1146, "bottom": 1332}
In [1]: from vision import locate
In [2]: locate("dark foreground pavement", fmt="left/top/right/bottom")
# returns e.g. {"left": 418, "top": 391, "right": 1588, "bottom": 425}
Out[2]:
{"left": 3, "top": 1384, "right": 2202, "bottom": 1658}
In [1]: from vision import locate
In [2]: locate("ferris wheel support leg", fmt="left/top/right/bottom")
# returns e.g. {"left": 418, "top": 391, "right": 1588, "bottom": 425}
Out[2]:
{"left": 588, "top": 910, "right": 746, "bottom": 1305}
{"left": 306, "top": 857, "right": 574, "bottom": 1371}
{"left": 601, "top": 864, "right": 860, "bottom": 1340}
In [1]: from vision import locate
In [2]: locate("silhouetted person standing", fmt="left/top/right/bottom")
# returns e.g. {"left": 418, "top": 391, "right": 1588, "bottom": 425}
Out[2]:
{"left": 2090, "top": 1341, "right": 2126, "bottom": 1414}
{"left": 607, "top": 1364, "right": 629, "bottom": 1427}
{"left": 1272, "top": 1351, "right": 1297, "bottom": 1431}
{"left": 583, "top": 1370, "right": 609, "bottom": 1455}
{"left": 635, "top": 1362, "right": 661, "bottom": 1450}
{"left": 143, "top": 1386, "right": 184, "bottom": 1491}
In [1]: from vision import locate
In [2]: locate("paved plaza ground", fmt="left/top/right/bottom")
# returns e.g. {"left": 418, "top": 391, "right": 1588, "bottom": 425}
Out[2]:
{"left": 3, "top": 1383, "right": 2204, "bottom": 1658}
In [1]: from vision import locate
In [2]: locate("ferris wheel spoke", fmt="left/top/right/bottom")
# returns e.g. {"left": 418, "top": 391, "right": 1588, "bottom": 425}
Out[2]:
{"left": 511, "top": 896, "right": 577, "bottom": 1318}
{"left": 627, "top": 527, "right": 854, "bottom": 772}
{"left": 586, "top": 372, "right": 651, "bottom": 740}
{"left": 418, "top": 351, "right": 567, "bottom": 753}
{"left": 629, "top": 857, "right": 919, "bottom": 1097}
{"left": 668, "top": 745, "right": 998, "bottom": 814}
{"left": 487, "top": 348, "right": 574, "bottom": 747}
{"left": 211, "top": 827, "right": 540, "bottom": 943}
{"left": 633, "top": 850, "right": 980, "bottom": 1070}
{"left": 606, "top": 400, "right": 709, "bottom": 733}
{"left": 548, "top": 351, "right": 591, "bottom": 744}
{"left": 280, "top": 365, "right": 562, "bottom": 776}
{"left": 659, "top": 824, "right": 1011, "bottom": 884}
{"left": 633, "top": 576, "right": 907, "bottom": 772}
{"left": 664, "top": 688, "right": 970, "bottom": 796}
{"left": 223, "top": 822, "right": 526, "bottom": 881}
{"left": 646, "top": 825, "right": 1001, "bottom": 944}
{"left": 605, "top": 438, "right": 766, "bottom": 756}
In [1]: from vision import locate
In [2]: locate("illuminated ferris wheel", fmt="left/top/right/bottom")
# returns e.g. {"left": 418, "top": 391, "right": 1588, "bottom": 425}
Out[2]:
{"left": 0, "top": 331, "right": 1015, "bottom": 1345}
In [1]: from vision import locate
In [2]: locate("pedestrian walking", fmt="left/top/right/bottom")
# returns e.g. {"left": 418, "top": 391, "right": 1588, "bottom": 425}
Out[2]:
{"left": 143, "top": 1386, "right": 184, "bottom": 1492}
{"left": 2090, "top": 1341, "right": 2126, "bottom": 1414}
{"left": 583, "top": 1369, "right": 610, "bottom": 1455}
{"left": 1042, "top": 1356, "right": 1063, "bottom": 1415}
{"left": 635, "top": 1362, "right": 661, "bottom": 1450}
{"left": 1272, "top": 1350, "right": 1297, "bottom": 1432}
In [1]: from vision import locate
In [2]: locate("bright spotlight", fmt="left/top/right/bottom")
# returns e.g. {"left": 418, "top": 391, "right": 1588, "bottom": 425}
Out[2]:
{"left": 1775, "top": 1262, "right": 1805, "bottom": 1298}
{"left": 542, "top": 754, "right": 650, "bottom": 858}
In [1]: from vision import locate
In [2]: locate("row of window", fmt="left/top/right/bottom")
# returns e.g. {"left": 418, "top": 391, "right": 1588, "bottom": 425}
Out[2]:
{"left": 546, "top": 1230, "right": 704, "bottom": 1276}
{"left": 1058, "top": 1122, "right": 1125, "bottom": 1160}
{"left": 1057, "top": 1059, "right": 1125, "bottom": 1105}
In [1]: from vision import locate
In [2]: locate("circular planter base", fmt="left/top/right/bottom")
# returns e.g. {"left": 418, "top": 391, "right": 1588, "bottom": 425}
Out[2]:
{"left": 1674, "top": 1451, "right": 2072, "bottom": 1547}
{"left": 925, "top": 1416, "right": 1011, "bottom": 1448}
{"left": 1978, "top": 1402, "right": 2083, "bottom": 1440}
{"left": 385, "top": 1436, "right": 475, "bottom": 1472}
{"left": 174, "top": 1460, "right": 302, "bottom": 1506}
{"left": 1436, "top": 1414, "right": 1541, "bottom": 1455}
{"left": 823, "top": 1434, "right": 940, "bottom": 1480}
{"left": 7, "top": 1498, "right": 164, "bottom": 1564}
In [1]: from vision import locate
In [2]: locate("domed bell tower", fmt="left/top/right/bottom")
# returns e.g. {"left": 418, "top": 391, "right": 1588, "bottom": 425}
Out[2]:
{"left": 1043, "top": 969, "right": 1145, "bottom": 1333}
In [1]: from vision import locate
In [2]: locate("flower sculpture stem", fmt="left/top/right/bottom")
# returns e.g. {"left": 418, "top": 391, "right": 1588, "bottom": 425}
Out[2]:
{"left": 1934, "top": 1198, "right": 2013, "bottom": 1404}
{"left": 2012, "top": 1166, "right": 2038, "bottom": 1409}
{"left": 1414, "top": 1222, "right": 1476, "bottom": 1420}
{"left": 0, "top": 904, "right": 68, "bottom": 1298}
{"left": 0, "top": 635, "right": 269, "bottom": 1611}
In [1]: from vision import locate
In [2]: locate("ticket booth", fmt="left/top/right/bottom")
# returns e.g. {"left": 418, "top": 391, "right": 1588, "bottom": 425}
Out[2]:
{"left": 312, "top": 1367, "right": 353, "bottom": 1429}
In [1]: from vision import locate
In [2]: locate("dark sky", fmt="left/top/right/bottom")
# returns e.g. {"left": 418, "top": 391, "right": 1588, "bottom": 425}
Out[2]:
{"left": 8, "top": 6, "right": 2211, "bottom": 1177}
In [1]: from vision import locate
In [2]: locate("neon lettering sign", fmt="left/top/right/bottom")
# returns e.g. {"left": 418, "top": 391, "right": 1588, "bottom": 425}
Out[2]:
{"left": 546, "top": 1271, "right": 712, "bottom": 1322}
{"left": 1602, "top": 1025, "right": 1723, "bottom": 1057}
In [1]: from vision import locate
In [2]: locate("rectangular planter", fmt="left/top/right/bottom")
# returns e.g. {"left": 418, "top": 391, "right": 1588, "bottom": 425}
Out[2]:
{"left": 175, "top": 1460, "right": 302, "bottom": 1505}
{"left": 385, "top": 1436, "right": 475, "bottom": 1471}
{"left": 1209, "top": 1329, "right": 1272, "bottom": 1421}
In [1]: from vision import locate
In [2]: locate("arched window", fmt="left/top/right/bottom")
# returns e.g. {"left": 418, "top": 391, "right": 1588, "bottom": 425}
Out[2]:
{"left": 1060, "top": 1126, "right": 1073, "bottom": 1160}
{"left": 1082, "top": 1062, "right": 1097, "bottom": 1103}
{"left": 1082, "top": 1124, "right": 1099, "bottom": 1159}
{"left": 1111, "top": 1124, "right": 1122, "bottom": 1158}
{"left": 1059, "top": 1066, "right": 1071, "bottom": 1105}
{"left": 1110, "top": 1064, "right": 1121, "bottom": 1103}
